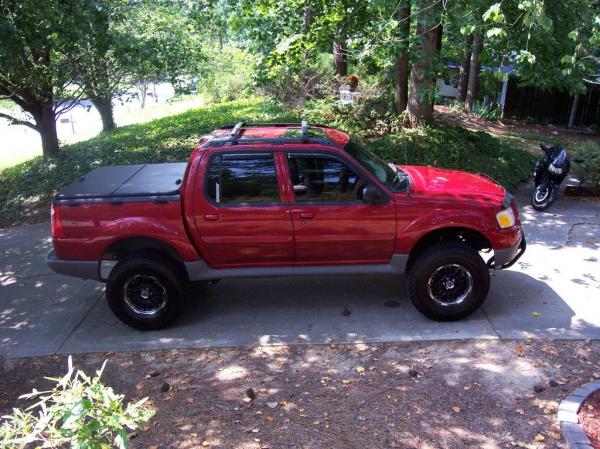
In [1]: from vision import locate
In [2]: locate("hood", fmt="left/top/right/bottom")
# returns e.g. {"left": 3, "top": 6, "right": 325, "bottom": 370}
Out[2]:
{"left": 400, "top": 165, "right": 506, "bottom": 204}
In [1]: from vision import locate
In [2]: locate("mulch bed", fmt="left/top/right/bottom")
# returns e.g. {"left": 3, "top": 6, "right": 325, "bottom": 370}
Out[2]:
{"left": 579, "top": 389, "right": 600, "bottom": 449}
{"left": 1, "top": 339, "right": 599, "bottom": 449}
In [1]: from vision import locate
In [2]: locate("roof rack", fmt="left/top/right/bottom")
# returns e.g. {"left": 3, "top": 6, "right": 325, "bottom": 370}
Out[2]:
{"left": 209, "top": 121, "right": 337, "bottom": 148}
{"left": 228, "top": 120, "right": 245, "bottom": 143}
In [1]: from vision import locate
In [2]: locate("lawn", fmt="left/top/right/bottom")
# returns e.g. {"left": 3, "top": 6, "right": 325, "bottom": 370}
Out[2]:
{"left": 0, "top": 98, "right": 535, "bottom": 228}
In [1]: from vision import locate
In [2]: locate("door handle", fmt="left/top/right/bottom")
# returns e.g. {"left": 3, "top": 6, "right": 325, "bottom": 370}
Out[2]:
{"left": 204, "top": 214, "right": 219, "bottom": 221}
{"left": 299, "top": 212, "right": 315, "bottom": 219}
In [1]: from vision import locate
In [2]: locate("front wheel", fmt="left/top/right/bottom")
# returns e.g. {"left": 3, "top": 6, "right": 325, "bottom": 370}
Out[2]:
{"left": 106, "top": 256, "right": 186, "bottom": 330}
{"left": 531, "top": 182, "right": 558, "bottom": 211}
{"left": 407, "top": 242, "right": 490, "bottom": 321}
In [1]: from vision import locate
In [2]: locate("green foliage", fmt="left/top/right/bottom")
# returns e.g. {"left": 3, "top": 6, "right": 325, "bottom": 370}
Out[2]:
{"left": 469, "top": 101, "right": 502, "bottom": 120}
{"left": 369, "top": 126, "right": 536, "bottom": 190}
{"left": 200, "top": 47, "right": 255, "bottom": 103}
{"left": 572, "top": 141, "right": 600, "bottom": 185}
{"left": 0, "top": 356, "right": 154, "bottom": 449}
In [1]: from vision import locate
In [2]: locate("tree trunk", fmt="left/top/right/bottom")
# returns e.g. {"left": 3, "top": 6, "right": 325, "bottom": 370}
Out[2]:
{"left": 394, "top": 0, "right": 411, "bottom": 115}
{"left": 456, "top": 34, "right": 473, "bottom": 103}
{"left": 35, "top": 104, "right": 60, "bottom": 159}
{"left": 406, "top": 0, "right": 442, "bottom": 126}
{"left": 138, "top": 80, "right": 148, "bottom": 108}
{"left": 568, "top": 93, "right": 580, "bottom": 128}
{"left": 333, "top": 38, "right": 348, "bottom": 77}
{"left": 92, "top": 96, "right": 116, "bottom": 132}
{"left": 465, "top": 29, "right": 483, "bottom": 112}
{"left": 431, "top": 23, "right": 443, "bottom": 112}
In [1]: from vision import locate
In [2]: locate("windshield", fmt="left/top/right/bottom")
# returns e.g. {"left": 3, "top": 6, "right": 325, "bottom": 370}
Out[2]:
{"left": 344, "top": 140, "right": 409, "bottom": 192}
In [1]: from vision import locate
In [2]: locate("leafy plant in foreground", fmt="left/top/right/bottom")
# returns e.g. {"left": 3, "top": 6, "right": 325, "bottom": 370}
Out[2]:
{"left": 0, "top": 356, "right": 154, "bottom": 449}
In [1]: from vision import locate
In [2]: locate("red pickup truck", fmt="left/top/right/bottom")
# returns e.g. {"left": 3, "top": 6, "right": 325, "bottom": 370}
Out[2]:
{"left": 47, "top": 122, "right": 525, "bottom": 329}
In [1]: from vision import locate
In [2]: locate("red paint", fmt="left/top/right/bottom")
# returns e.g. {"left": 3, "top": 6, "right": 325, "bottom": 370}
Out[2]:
{"left": 51, "top": 124, "right": 523, "bottom": 268}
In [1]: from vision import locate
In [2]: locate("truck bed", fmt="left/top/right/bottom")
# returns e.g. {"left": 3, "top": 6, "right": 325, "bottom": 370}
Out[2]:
{"left": 56, "top": 163, "right": 187, "bottom": 200}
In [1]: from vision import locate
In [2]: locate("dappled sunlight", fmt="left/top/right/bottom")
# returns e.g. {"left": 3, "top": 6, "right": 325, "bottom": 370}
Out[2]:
{"left": 216, "top": 365, "right": 249, "bottom": 382}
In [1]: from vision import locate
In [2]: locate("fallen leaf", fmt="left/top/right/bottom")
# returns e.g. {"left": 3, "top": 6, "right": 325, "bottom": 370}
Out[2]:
{"left": 534, "top": 434, "right": 545, "bottom": 442}
{"left": 266, "top": 402, "right": 278, "bottom": 409}
{"left": 136, "top": 380, "right": 145, "bottom": 390}
{"left": 356, "top": 367, "right": 365, "bottom": 373}
{"left": 452, "top": 406, "right": 461, "bottom": 413}
{"left": 516, "top": 408, "right": 525, "bottom": 415}
{"left": 202, "top": 441, "right": 210, "bottom": 447}
{"left": 251, "top": 428, "right": 259, "bottom": 433}
{"left": 515, "top": 344, "right": 525, "bottom": 357}
{"left": 532, "top": 312, "right": 541, "bottom": 317}
{"left": 191, "top": 433, "right": 197, "bottom": 438}
{"left": 143, "top": 424, "right": 150, "bottom": 432}
{"left": 266, "top": 415, "right": 274, "bottom": 422}
{"left": 341, "top": 379, "right": 351, "bottom": 384}
{"left": 149, "top": 446, "right": 159, "bottom": 449}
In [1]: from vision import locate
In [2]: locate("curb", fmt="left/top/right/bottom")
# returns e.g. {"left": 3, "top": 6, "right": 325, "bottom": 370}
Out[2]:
{"left": 558, "top": 380, "right": 600, "bottom": 449}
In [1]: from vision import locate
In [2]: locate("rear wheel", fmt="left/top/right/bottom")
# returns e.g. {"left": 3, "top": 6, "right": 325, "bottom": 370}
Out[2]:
{"left": 106, "top": 256, "right": 186, "bottom": 330}
{"left": 407, "top": 242, "right": 490, "bottom": 321}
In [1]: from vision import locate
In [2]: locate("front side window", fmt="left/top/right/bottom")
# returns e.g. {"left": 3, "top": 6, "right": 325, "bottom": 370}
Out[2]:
{"left": 287, "top": 155, "right": 365, "bottom": 202}
{"left": 206, "top": 153, "right": 280, "bottom": 204}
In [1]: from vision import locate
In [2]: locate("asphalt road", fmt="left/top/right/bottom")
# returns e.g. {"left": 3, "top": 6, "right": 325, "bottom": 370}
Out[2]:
{"left": 1, "top": 191, "right": 599, "bottom": 358}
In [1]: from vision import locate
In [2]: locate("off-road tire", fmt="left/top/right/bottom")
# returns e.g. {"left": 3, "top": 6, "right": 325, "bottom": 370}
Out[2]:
{"left": 106, "top": 255, "right": 186, "bottom": 330}
{"left": 407, "top": 242, "right": 490, "bottom": 321}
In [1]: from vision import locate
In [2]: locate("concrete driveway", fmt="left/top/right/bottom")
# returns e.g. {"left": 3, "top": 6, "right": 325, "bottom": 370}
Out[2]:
{"left": 1, "top": 191, "right": 599, "bottom": 358}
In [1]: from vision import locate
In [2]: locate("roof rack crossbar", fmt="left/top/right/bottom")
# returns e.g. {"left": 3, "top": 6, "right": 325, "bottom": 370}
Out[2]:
{"left": 228, "top": 120, "right": 245, "bottom": 142}
{"left": 301, "top": 120, "right": 309, "bottom": 141}
{"left": 209, "top": 136, "right": 336, "bottom": 148}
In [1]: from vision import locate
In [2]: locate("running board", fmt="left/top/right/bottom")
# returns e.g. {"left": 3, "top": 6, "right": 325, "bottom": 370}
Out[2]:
{"left": 184, "top": 254, "right": 409, "bottom": 282}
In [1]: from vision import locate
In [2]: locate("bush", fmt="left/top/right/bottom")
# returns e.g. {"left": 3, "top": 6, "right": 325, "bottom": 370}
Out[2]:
{"left": 0, "top": 357, "right": 154, "bottom": 449}
{"left": 572, "top": 140, "right": 600, "bottom": 185}
{"left": 368, "top": 125, "right": 536, "bottom": 190}
{"left": 469, "top": 101, "right": 502, "bottom": 120}
{"left": 303, "top": 88, "right": 401, "bottom": 140}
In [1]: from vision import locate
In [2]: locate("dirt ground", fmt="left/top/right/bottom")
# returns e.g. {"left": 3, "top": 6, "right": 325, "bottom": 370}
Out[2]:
{"left": 434, "top": 105, "right": 598, "bottom": 144}
{"left": 580, "top": 390, "right": 600, "bottom": 449}
{"left": 1, "top": 339, "right": 599, "bottom": 449}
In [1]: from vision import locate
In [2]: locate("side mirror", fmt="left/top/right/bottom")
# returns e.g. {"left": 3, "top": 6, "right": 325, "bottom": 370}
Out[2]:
{"left": 574, "top": 156, "right": 585, "bottom": 164}
{"left": 362, "top": 184, "right": 383, "bottom": 204}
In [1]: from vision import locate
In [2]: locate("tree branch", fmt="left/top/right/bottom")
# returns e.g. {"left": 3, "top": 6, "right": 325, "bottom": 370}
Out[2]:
{"left": 0, "top": 112, "right": 38, "bottom": 130}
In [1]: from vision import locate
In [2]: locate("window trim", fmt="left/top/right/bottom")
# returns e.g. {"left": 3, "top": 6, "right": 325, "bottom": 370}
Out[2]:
{"left": 204, "top": 151, "right": 284, "bottom": 208}
{"left": 285, "top": 150, "right": 390, "bottom": 206}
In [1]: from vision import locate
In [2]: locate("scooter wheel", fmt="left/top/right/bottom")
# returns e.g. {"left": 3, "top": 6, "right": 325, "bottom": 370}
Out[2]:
{"left": 531, "top": 183, "right": 558, "bottom": 211}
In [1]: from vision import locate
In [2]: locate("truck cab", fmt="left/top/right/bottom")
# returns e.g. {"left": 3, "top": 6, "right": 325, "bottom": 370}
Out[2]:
{"left": 48, "top": 121, "right": 525, "bottom": 329}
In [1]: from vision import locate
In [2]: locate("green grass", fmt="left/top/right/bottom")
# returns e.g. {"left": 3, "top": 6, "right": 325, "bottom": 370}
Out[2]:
{"left": 0, "top": 98, "right": 535, "bottom": 228}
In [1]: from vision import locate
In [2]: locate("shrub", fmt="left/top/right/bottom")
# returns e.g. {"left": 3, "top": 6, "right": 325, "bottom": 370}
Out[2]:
{"left": 368, "top": 125, "right": 536, "bottom": 190}
{"left": 572, "top": 140, "right": 600, "bottom": 186}
{"left": 469, "top": 101, "right": 502, "bottom": 120}
{"left": 0, "top": 357, "right": 154, "bottom": 449}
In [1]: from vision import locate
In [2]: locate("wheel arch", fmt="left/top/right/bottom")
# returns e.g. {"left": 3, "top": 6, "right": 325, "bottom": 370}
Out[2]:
{"left": 102, "top": 236, "right": 189, "bottom": 279}
{"left": 406, "top": 226, "right": 492, "bottom": 273}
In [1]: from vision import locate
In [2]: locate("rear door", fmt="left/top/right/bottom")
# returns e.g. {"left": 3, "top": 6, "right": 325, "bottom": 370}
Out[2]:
{"left": 192, "top": 151, "right": 294, "bottom": 268}
{"left": 284, "top": 151, "right": 396, "bottom": 265}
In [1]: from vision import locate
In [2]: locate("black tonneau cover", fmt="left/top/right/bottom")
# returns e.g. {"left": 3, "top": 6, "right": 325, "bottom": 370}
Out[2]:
{"left": 56, "top": 163, "right": 187, "bottom": 200}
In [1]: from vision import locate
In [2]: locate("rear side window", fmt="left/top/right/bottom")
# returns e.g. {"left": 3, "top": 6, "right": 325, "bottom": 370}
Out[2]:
{"left": 206, "top": 153, "right": 280, "bottom": 205}
{"left": 287, "top": 155, "right": 364, "bottom": 202}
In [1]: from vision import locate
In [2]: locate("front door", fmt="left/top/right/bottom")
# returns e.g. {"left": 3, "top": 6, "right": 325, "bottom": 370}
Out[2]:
{"left": 192, "top": 151, "right": 294, "bottom": 268}
{"left": 285, "top": 152, "right": 396, "bottom": 265}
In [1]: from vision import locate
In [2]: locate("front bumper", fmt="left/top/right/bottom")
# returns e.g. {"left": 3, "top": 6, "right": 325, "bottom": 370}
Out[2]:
{"left": 46, "top": 250, "right": 101, "bottom": 280}
{"left": 488, "top": 231, "right": 526, "bottom": 270}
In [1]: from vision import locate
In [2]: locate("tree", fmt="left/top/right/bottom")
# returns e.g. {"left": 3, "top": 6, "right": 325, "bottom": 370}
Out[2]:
{"left": 456, "top": 34, "right": 473, "bottom": 103}
{"left": 394, "top": 0, "right": 411, "bottom": 114}
{"left": 464, "top": 29, "right": 483, "bottom": 112}
{"left": 0, "top": 0, "right": 86, "bottom": 158}
{"left": 406, "top": 0, "right": 443, "bottom": 126}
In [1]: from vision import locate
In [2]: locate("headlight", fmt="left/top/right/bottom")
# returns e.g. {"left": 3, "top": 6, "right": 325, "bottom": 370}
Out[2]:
{"left": 549, "top": 164, "right": 563, "bottom": 175}
{"left": 496, "top": 207, "right": 515, "bottom": 229}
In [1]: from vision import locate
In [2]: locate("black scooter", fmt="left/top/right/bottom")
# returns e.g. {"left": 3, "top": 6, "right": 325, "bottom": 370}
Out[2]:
{"left": 531, "top": 143, "right": 583, "bottom": 211}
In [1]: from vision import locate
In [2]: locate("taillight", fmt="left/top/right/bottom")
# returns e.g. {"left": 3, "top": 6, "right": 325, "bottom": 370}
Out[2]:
{"left": 51, "top": 204, "right": 65, "bottom": 238}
